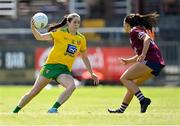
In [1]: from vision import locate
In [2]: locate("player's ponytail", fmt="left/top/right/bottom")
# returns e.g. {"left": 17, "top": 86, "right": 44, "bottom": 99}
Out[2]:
{"left": 140, "top": 12, "right": 159, "bottom": 31}
{"left": 125, "top": 12, "right": 159, "bottom": 31}
{"left": 48, "top": 13, "right": 80, "bottom": 32}
{"left": 48, "top": 15, "right": 68, "bottom": 32}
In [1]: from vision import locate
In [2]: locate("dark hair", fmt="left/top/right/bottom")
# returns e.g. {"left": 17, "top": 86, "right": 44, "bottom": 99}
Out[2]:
{"left": 48, "top": 13, "right": 80, "bottom": 32}
{"left": 124, "top": 12, "right": 159, "bottom": 31}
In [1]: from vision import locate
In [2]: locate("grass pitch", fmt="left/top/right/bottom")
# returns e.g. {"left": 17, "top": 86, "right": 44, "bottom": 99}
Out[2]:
{"left": 0, "top": 85, "right": 180, "bottom": 126}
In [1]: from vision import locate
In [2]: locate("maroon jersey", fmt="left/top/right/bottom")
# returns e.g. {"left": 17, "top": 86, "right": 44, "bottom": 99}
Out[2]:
{"left": 130, "top": 27, "right": 165, "bottom": 65}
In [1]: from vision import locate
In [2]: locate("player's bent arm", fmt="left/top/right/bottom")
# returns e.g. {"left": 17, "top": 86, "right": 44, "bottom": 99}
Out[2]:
{"left": 31, "top": 27, "right": 52, "bottom": 41}
{"left": 39, "top": 32, "right": 52, "bottom": 41}
{"left": 141, "top": 34, "right": 151, "bottom": 56}
{"left": 31, "top": 17, "right": 52, "bottom": 41}
{"left": 81, "top": 51, "right": 99, "bottom": 85}
{"left": 80, "top": 51, "right": 93, "bottom": 75}
{"left": 126, "top": 55, "right": 138, "bottom": 63}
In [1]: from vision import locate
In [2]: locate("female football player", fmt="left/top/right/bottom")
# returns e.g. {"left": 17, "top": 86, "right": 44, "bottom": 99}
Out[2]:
{"left": 108, "top": 12, "right": 165, "bottom": 113}
{"left": 13, "top": 13, "right": 99, "bottom": 113}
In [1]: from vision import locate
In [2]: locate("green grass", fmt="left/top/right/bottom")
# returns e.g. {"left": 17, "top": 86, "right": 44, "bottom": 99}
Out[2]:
{"left": 0, "top": 85, "right": 180, "bottom": 126}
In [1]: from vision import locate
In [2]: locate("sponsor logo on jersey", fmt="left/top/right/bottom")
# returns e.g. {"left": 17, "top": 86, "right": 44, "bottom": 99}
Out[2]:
{"left": 64, "top": 44, "right": 77, "bottom": 57}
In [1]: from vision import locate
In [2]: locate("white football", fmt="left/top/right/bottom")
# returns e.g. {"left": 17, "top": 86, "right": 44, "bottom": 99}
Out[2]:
{"left": 33, "top": 12, "right": 48, "bottom": 29}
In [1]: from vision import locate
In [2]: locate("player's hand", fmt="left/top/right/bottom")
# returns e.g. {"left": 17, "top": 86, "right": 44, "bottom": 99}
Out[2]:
{"left": 91, "top": 73, "right": 99, "bottom": 85}
{"left": 137, "top": 54, "right": 146, "bottom": 62}
{"left": 118, "top": 57, "right": 128, "bottom": 65}
{"left": 30, "top": 18, "right": 36, "bottom": 29}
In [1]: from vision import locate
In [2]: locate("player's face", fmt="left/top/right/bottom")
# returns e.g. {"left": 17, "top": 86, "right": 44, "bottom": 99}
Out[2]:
{"left": 123, "top": 19, "right": 131, "bottom": 33}
{"left": 68, "top": 17, "right": 80, "bottom": 31}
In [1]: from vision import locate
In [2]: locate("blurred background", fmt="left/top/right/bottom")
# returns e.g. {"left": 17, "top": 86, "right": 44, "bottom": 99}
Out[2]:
{"left": 0, "top": 0, "right": 179, "bottom": 86}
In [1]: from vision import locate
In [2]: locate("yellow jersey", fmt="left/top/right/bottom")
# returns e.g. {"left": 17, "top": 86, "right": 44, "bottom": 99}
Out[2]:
{"left": 45, "top": 27, "right": 87, "bottom": 71}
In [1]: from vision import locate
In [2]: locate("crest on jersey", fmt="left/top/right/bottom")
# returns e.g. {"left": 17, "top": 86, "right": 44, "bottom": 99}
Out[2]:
{"left": 77, "top": 40, "right": 81, "bottom": 45}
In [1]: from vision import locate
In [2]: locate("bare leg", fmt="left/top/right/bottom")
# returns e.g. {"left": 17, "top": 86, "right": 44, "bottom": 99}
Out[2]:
{"left": 122, "top": 73, "right": 153, "bottom": 105}
{"left": 108, "top": 62, "right": 153, "bottom": 113}
{"left": 13, "top": 75, "right": 51, "bottom": 113}
{"left": 48, "top": 74, "right": 76, "bottom": 113}
{"left": 120, "top": 62, "right": 152, "bottom": 94}
{"left": 122, "top": 90, "right": 134, "bottom": 104}
{"left": 120, "top": 63, "right": 153, "bottom": 113}
{"left": 56, "top": 74, "right": 76, "bottom": 105}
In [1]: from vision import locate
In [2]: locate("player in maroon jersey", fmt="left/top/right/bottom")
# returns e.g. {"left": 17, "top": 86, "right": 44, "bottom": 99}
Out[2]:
{"left": 108, "top": 12, "right": 165, "bottom": 113}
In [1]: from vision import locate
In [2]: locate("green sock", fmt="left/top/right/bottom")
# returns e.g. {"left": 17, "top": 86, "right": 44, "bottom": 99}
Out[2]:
{"left": 52, "top": 102, "right": 61, "bottom": 109}
{"left": 13, "top": 106, "right": 21, "bottom": 113}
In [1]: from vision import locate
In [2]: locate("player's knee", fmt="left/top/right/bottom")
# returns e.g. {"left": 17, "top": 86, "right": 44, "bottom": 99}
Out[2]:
{"left": 67, "top": 83, "right": 76, "bottom": 91}
{"left": 120, "top": 76, "right": 126, "bottom": 83}
{"left": 133, "top": 80, "right": 139, "bottom": 85}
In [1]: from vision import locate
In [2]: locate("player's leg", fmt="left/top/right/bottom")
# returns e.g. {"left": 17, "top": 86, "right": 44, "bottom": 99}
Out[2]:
{"left": 13, "top": 75, "right": 52, "bottom": 113}
{"left": 122, "top": 73, "right": 153, "bottom": 105}
{"left": 108, "top": 73, "right": 153, "bottom": 113}
{"left": 122, "top": 73, "right": 153, "bottom": 104}
{"left": 120, "top": 62, "right": 152, "bottom": 93}
{"left": 120, "top": 62, "right": 153, "bottom": 113}
{"left": 48, "top": 74, "right": 76, "bottom": 113}
{"left": 56, "top": 74, "right": 76, "bottom": 105}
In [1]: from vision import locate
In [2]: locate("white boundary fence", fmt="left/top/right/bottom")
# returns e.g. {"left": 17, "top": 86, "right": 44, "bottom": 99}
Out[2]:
{"left": 0, "top": 0, "right": 17, "bottom": 18}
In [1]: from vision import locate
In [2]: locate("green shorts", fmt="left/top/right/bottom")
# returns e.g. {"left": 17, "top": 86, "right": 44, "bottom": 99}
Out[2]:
{"left": 40, "top": 64, "right": 72, "bottom": 80}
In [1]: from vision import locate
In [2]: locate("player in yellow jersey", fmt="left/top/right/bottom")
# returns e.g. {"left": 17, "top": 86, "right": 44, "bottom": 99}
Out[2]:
{"left": 13, "top": 13, "right": 99, "bottom": 113}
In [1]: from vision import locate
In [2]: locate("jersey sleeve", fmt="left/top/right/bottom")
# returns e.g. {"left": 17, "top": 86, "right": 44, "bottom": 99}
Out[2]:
{"left": 80, "top": 36, "right": 87, "bottom": 52}
{"left": 50, "top": 29, "right": 61, "bottom": 40}
{"left": 138, "top": 31, "right": 150, "bottom": 40}
{"left": 50, "top": 30, "right": 56, "bottom": 39}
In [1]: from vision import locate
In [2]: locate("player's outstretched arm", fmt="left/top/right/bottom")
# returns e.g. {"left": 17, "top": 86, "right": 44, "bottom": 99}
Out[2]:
{"left": 118, "top": 55, "right": 138, "bottom": 65}
{"left": 31, "top": 18, "right": 52, "bottom": 41}
{"left": 81, "top": 51, "right": 99, "bottom": 85}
